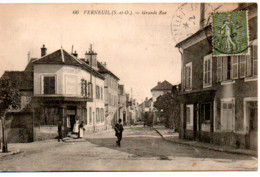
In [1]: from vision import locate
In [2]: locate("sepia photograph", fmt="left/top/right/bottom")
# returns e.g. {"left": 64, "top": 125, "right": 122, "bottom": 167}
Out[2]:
{"left": 0, "top": 1, "right": 258, "bottom": 172}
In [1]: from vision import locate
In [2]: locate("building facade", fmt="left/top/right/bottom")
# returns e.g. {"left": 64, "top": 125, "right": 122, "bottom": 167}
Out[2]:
{"left": 176, "top": 3, "right": 257, "bottom": 150}
{"left": 97, "top": 62, "right": 120, "bottom": 128}
{"left": 32, "top": 46, "right": 106, "bottom": 139}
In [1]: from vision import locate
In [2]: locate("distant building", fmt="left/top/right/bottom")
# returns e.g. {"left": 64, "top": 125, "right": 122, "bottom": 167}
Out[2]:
{"left": 151, "top": 80, "right": 174, "bottom": 103}
{"left": 151, "top": 80, "right": 174, "bottom": 123}
{"left": 118, "top": 84, "right": 128, "bottom": 125}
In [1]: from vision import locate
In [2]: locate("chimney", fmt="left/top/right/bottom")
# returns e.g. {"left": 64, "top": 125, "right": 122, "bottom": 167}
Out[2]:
{"left": 85, "top": 44, "right": 98, "bottom": 70}
{"left": 41, "top": 44, "right": 47, "bottom": 57}
{"left": 103, "top": 62, "right": 107, "bottom": 67}
{"left": 157, "top": 81, "right": 161, "bottom": 85}
{"left": 200, "top": 3, "right": 205, "bottom": 29}
{"left": 72, "top": 50, "right": 78, "bottom": 58}
{"left": 27, "top": 51, "right": 31, "bottom": 63}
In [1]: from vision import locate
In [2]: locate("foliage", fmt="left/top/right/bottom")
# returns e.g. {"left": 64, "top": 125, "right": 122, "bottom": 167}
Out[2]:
{"left": 153, "top": 88, "right": 180, "bottom": 130}
{"left": 0, "top": 78, "right": 21, "bottom": 152}
{"left": 0, "top": 79, "right": 21, "bottom": 112}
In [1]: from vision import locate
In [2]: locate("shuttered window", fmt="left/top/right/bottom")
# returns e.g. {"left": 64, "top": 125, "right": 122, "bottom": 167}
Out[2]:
{"left": 185, "top": 62, "right": 192, "bottom": 90}
{"left": 217, "top": 57, "right": 222, "bottom": 82}
{"left": 203, "top": 54, "right": 212, "bottom": 87}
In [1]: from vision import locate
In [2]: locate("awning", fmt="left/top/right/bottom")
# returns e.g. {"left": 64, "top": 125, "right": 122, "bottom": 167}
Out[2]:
{"left": 180, "top": 89, "right": 217, "bottom": 104}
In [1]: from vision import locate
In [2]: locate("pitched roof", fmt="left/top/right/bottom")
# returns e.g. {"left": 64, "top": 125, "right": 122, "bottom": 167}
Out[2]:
{"left": 0, "top": 71, "right": 33, "bottom": 91}
{"left": 32, "top": 48, "right": 104, "bottom": 80}
{"left": 97, "top": 61, "right": 120, "bottom": 80}
{"left": 151, "top": 80, "right": 173, "bottom": 91}
{"left": 82, "top": 59, "right": 120, "bottom": 80}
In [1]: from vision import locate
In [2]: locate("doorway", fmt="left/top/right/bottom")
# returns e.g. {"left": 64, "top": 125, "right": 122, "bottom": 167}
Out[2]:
{"left": 66, "top": 107, "right": 76, "bottom": 132}
{"left": 246, "top": 101, "right": 257, "bottom": 150}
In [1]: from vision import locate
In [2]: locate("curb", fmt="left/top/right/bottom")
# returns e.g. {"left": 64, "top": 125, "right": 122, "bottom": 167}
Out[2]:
{"left": 153, "top": 127, "right": 257, "bottom": 157}
{"left": 0, "top": 150, "right": 22, "bottom": 158}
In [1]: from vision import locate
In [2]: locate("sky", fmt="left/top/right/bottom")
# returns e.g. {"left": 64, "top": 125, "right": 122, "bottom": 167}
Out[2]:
{"left": 0, "top": 3, "right": 237, "bottom": 103}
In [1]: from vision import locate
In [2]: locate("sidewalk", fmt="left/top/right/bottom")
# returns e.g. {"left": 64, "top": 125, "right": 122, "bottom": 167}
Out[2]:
{"left": 153, "top": 125, "right": 258, "bottom": 157}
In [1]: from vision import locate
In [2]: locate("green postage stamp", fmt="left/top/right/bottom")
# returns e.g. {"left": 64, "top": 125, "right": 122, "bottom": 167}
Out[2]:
{"left": 212, "top": 11, "right": 249, "bottom": 56}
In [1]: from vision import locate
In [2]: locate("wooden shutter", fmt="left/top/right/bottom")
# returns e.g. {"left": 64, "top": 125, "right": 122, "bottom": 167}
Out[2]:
{"left": 231, "top": 56, "right": 238, "bottom": 79}
{"left": 189, "top": 65, "right": 192, "bottom": 89}
{"left": 253, "top": 45, "right": 258, "bottom": 76}
{"left": 217, "top": 57, "right": 222, "bottom": 82}
{"left": 240, "top": 56, "right": 246, "bottom": 78}
{"left": 223, "top": 57, "right": 228, "bottom": 81}
{"left": 208, "top": 58, "right": 211, "bottom": 85}
{"left": 246, "top": 47, "right": 252, "bottom": 77}
{"left": 204, "top": 60, "right": 207, "bottom": 85}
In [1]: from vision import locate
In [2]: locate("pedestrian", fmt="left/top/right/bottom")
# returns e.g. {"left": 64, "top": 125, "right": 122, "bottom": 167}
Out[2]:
{"left": 58, "top": 120, "right": 63, "bottom": 142}
{"left": 78, "top": 121, "right": 85, "bottom": 138}
{"left": 114, "top": 119, "right": 124, "bottom": 147}
{"left": 73, "top": 118, "right": 79, "bottom": 135}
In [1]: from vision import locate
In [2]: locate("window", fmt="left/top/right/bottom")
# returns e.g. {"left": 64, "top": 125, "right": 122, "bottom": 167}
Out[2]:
{"left": 246, "top": 45, "right": 258, "bottom": 77}
{"left": 221, "top": 99, "right": 235, "bottom": 131}
{"left": 81, "top": 79, "right": 88, "bottom": 96}
{"left": 89, "top": 107, "right": 92, "bottom": 124}
{"left": 43, "top": 76, "right": 55, "bottom": 94}
{"left": 101, "top": 87, "right": 103, "bottom": 100}
{"left": 200, "top": 103, "right": 211, "bottom": 123}
{"left": 101, "top": 108, "right": 104, "bottom": 122}
{"left": 184, "top": 62, "right": 192, "bottom": 90}
{"left": 217, "top": 57, "right": 222, "bottom": 82}
{"left": 203, "top": 55, "right": 212, "bottom": 87}
{"left": 88, "top": 82, "right": 93, "bottom": 98}
{"left": 223, "top": 56, "right": 232, "bottom": 81}
{"left": 240, "top": 56, "right": 246, "bottom": 78}
{"left": 96, "top": 85, "right": 100, "bottom": 99}
{"left": 96, "top": 108, "right": 100, "bottom": 123}
{"left": 42, "top": 107, "right": 59, "bottom": 125}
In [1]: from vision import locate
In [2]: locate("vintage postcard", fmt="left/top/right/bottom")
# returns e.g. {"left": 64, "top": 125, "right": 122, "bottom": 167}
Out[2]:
{"left": 0, "top": 2, "right": 258, "bottom": 172}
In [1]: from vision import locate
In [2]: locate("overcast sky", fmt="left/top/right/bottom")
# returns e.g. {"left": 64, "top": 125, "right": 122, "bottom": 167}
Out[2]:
{"left": 0, "top": 3, "right": 237, "bottom": 102}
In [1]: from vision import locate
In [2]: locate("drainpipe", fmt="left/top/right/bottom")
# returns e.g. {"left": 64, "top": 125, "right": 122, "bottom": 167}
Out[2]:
{"left": 177, "top": 46, "right": 185, "bottom": 139}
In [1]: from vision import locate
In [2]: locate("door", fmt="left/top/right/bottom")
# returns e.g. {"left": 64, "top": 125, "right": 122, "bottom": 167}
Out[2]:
{"left": 248, "top": 101, "right": 257, "bottom": 150}
{"left": 70, "top": 115, "right": 76, "bottom": 132}
{"left": 123, "top": 113, "right": 126, "bottom": 125}
{"left": 186, "top": 104, "right": 194, "bottom": 130}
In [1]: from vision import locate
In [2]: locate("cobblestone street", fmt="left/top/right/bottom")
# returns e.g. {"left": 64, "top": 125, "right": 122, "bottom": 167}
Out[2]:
{"left": 0, "top": 126, "right": 257, "bottom": 171}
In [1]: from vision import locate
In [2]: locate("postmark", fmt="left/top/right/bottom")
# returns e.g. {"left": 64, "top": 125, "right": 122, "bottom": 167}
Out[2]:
{"left": 212, "top": 11, "right": 249, "bottom": 56}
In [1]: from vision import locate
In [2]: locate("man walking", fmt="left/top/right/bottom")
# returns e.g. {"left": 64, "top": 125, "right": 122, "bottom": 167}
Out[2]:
{"left": 114, "top": 119, "right": 124, "bottom": 147}
{"left": 58, "top": 120, "right": 63, "bottom": 142}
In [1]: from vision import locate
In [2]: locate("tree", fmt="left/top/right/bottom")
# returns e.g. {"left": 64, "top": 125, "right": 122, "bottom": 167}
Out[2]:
{"left": 0, "top": 79, "right": 21, "bottom": 152}
{"left": 153, "top": 87, "right": 180, "bottom": 130}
